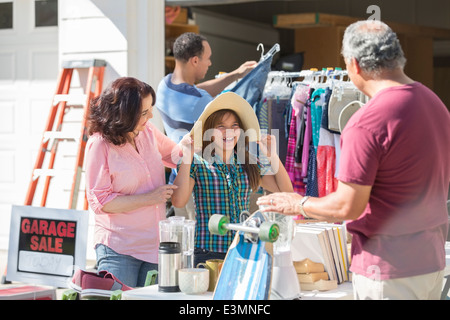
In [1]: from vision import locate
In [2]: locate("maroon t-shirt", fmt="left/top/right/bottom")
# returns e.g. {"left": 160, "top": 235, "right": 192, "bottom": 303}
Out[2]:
{"left": 339, "top": 82, "right": 450, "bottom": 280}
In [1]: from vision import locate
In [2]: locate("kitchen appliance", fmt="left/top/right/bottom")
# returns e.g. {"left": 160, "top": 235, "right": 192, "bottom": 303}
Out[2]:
{"left": 158, "top": 242, "right": 181, "bottom": 292}
{"left": 159, "top": 216, "right": 195, "bottom": 269}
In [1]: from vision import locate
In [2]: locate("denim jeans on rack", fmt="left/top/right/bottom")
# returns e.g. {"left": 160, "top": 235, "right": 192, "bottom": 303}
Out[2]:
{"left": 230, "top": 54, "right": 273, "bottom": 109}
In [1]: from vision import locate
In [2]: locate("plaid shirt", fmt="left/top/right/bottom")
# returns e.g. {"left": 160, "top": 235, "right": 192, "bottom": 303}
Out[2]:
{"left": 188, "top": 152, "right": 261, "bottom": 253}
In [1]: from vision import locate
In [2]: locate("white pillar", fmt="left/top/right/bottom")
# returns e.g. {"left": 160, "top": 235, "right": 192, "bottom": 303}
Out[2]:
{"left": 128, "top": 0, "right": 165, "bottom": 130}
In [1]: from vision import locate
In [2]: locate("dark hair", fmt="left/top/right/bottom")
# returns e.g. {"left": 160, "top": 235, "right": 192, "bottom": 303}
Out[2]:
{"left": 202, "top": 109, "right": 261, "bottom": 191}
{"left": 87, "top": 77, "right": 156, "bottom": 146}
{"left": 173, "top": 32, "right": 207, "bottom": 63}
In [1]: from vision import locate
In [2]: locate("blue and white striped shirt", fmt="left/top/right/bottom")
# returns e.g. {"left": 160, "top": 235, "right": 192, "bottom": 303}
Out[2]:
{"left": 155, "top": 74, "right": 213, "bottom": 143}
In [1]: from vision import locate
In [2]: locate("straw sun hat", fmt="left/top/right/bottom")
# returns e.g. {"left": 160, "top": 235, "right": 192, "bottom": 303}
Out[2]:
{"left": 190, "top": 92, "right": 261, "bottom": 150}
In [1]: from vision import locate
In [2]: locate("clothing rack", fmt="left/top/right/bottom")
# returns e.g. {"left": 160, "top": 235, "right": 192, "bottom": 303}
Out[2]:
{"left": 267, "top": 68, "right": 349, "bottom": 82}
{"left": 256, "top": 67, "right": 367, "bottom": 203}
{"left": 266, "top": 68, "right": 359, "bottom": 102}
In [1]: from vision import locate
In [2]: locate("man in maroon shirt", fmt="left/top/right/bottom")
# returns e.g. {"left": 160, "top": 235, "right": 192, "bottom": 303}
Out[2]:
{"left": 258, "top": 20, "right": 450, "bottom": 299}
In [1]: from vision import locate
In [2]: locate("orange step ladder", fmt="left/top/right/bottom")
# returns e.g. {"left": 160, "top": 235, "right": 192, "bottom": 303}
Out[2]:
{"left": 24, "top": 59, "right": 107, "bottom": 210}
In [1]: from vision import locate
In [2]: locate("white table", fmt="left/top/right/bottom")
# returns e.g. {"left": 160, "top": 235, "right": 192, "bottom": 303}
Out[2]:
{"left": 121, "top": 242, "right": 450, "bottom": 300}
{"left": 299, "top": 282, "right": 353, "bottom": 300}
{"left": 122, "top": 285, "right": 213, "bottom": 300}
{"left": 121, "top": 282, "right": 353, "bottom": 300}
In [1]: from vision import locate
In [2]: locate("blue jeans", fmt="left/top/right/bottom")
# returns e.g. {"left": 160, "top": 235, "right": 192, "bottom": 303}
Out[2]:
{"left": 230, "top": 54, "right": 273, "bottom": 109}
{"left": 95, "top": 244, "right": 158, "bottom": 288}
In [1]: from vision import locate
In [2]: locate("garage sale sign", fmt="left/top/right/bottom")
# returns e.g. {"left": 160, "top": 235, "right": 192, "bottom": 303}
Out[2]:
{"left": 7, "top": 205, "right": 88, "bottom": 288}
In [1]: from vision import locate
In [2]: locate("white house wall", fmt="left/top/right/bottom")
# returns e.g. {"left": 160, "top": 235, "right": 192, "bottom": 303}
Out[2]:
{"left": 0, "top": 0, "right": 58, "bottom": 250}
{"left": 59, "top": 0, "right": 128, "bottom": 85}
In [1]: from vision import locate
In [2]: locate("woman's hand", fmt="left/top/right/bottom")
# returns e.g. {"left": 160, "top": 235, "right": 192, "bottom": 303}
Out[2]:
{"left": 101, "top": 184, "right": 178, "bottom": 213}
{"left": 147, "top": 184, "right": 178, "bottom": 203}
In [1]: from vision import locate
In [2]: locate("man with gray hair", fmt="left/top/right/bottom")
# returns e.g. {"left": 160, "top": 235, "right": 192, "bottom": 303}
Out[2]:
{"left": 257, "top": 20, "right": 450, "bottom": 299}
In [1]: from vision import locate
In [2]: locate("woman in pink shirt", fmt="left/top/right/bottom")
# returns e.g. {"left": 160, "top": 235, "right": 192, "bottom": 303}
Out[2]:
{"left": 85, "top": 77, "right": 181, "bottom": 287}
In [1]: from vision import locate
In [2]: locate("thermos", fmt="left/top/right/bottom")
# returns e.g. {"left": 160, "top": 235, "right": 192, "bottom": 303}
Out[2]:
{"left": 158, "top": 242, "right": 181, "bottom": 292}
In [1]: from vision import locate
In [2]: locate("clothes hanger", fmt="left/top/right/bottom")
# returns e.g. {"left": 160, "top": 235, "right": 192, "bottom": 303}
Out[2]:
{"left": 257, "top": 43, "right": 280, "bottom": 62}
{"left": 257, "top": 43, "right": 265, "bottom": 61}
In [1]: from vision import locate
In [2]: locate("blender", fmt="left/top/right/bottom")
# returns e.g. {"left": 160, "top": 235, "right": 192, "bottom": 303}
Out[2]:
{"left": 159, "top": 216, "right": 195, "bottom": 269}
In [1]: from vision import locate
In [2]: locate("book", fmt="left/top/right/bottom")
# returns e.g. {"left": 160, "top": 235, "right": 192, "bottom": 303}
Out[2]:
{"left": 333, "top": 225, "right": 349, "bottom": 281}
{"left": 303, "top": 223, "right": 348, "bottom": 283}
{"left": 314, "top": 223, "right": 349, "bottom": 282}
{"left": 292, "top": 222, "right": 350, "bottom": 283}
{"left": 292, "top": 226, "right": 337, "bottom": 281}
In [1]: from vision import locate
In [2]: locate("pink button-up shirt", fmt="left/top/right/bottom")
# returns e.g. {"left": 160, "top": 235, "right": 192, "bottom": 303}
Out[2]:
{"left": 85, "top": 122, "right": 181, "bottom": 263}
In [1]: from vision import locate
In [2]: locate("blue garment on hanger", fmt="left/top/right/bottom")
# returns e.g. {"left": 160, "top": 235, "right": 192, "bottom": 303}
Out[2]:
{"left": 257, "top": 99, "right": 269, "bottom": 132}
{"left": 230, "top": 54, "right": 273, "bottom": 110}
{"left": 310, "top": 88, "right": 325, "bottom": 153}
{"left": 306, "top": 143, "right": 319, "bottom": 197}
{"left": 284, "top": 82, "right": 298, "bottom": 141}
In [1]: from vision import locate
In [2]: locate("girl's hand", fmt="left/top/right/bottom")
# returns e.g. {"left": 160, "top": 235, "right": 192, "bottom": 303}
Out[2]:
{"left": 179, "top": 133, "right": 195, "bottom": 163}
{"left": 258, "top": 134, "right": 277, "bottom": 158}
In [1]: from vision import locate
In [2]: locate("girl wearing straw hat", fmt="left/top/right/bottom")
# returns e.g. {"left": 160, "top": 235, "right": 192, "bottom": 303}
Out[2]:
{"left": 171, "top": 92, "right": 293, "bottom": 265}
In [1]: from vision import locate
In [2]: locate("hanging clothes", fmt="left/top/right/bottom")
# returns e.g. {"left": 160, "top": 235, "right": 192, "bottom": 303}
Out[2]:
{"left": 268, "top": 98, "right": 290, "bottom": 164}
{"left": 254, "top": 69, "right": 365, "bottom": 200}
{"left": 285, "top": 83, "right": 309, "bottom": 195}
{"left": 310, "top": 88, "right": 325, "bottom": 153}
{"left": 230, "top": 46, "right": 276, "bottom": 110}
{"left": 259, "top": 73, "right": 292, "bottom": 165}
{"left": 293, "top": 85, "right": 309, "bottom": 164}
{"left": 301, "top": 89, "right": 313, "bottom": 179}
{"left": 306, "top": 141, "right": 319, "bottom": 197}
{"left": 316, "top": 87, "right": 338, "bottom": 197}
{"left": 258, "top": 98, "right": 269, "bottom": 132}
{"left": 285, "top": 111, "right": 306, "bottom": 195}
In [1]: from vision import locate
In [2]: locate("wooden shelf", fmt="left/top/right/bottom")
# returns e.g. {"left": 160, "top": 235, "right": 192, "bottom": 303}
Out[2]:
{"left": 166, "top": 23, "right": 199, "bottom": 38}
{"left": 273, "top": 12, "right": 450, "bottom": 89}
{"left": 164, "top": 22, "right": 199, "bottom": 74}
{"left": 165, "top": 56, "right": 175, "bottom": 70}
{"left": 274, "top": 12, "right": 450, "bottom": 40}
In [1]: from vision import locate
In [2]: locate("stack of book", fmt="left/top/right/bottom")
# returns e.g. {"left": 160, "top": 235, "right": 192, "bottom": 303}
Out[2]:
{"left": 291, "top": 222, "right": 350, "bottom": 287}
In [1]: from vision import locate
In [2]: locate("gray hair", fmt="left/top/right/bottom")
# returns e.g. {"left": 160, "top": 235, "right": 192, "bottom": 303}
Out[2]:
{"left": 341, "top": 20, "right": 406, "bottom": 75}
